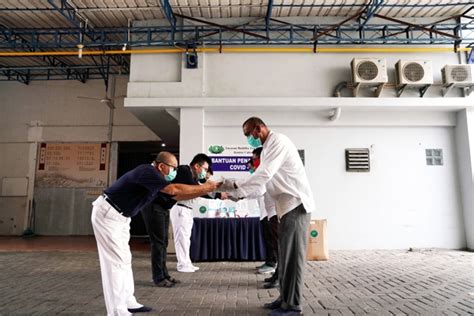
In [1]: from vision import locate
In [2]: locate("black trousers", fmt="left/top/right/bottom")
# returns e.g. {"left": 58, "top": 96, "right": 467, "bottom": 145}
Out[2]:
{"left": 141, "top": 202, "right": 170, "bottom": 283}
{"left": 262, "top": 215, "right": 279, "bottom": 267}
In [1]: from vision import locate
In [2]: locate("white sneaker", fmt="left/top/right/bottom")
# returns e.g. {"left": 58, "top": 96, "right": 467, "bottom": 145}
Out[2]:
{"left": 177, "top": 266, "right": 195, "bottom": 273}
{"left": 190, "top": 265, "right": 199, "bottom": 271}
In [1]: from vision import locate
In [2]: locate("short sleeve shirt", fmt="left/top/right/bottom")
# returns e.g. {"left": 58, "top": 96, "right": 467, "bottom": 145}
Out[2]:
{"left": 153, "top": 165, "right": 196, "bottom": 209}
{"left": 104, "top": 164, "right": 169, "bottom": 217}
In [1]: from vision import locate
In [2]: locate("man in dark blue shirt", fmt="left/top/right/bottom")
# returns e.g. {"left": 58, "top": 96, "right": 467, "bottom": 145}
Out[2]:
{"left": 91, "top": 151, "right": 220, "bottom": 315}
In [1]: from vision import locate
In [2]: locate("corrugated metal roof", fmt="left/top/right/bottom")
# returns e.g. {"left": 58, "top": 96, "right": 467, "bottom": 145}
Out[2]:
{"left": 0, "top": 0, "right": 472, "bottom": 82}
{"left": 0, "top": 0, "right": 472, "bottom": 29}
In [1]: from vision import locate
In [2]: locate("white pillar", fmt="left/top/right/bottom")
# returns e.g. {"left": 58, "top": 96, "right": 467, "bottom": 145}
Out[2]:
{"left": 179, "top": 108, "right": 204, "bottom": 165}
{"left": 455, "top": 109, "right": 474, "bottom": 250}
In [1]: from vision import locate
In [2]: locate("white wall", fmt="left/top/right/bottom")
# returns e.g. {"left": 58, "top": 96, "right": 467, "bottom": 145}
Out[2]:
{"left": 455, "top": 109, "right": 474, "bottom": 249}
{"left": 203, "top": 112, "right": 465, "bottom": 250}
{"left": 0, "top": 77, "right": 159, "bottom": 235}
{"left": 126, "top": 39, "right": 473, "bottom": 249}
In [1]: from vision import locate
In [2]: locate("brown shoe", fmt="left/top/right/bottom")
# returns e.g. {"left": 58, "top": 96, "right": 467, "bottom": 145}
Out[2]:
{"left": 155, "top": 279, "right": 175, "bottom": 287}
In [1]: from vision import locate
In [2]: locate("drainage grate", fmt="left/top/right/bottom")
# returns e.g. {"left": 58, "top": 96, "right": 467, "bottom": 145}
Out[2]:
{"left": 345, "top": 148, "right": 370, "bottom": 172}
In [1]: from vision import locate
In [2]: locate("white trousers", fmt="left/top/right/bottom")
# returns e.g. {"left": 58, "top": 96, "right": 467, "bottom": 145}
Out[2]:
{"left": 91, "top": 196, "right": 142, "bottom": 316}
{"left": 170, "top": 205, "right": 194, "bottom": 269}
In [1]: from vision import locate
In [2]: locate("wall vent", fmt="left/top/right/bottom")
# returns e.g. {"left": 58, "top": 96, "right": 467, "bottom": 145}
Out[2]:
{"left": 345, "top": 148, "right": 370, "bottom": 172}
{"left": 426, "top": 149, "right": 443, "bottom": 166}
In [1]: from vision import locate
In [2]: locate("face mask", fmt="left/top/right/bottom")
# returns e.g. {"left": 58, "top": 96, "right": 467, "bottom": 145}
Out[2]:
{"left": 165, "top": 168, "right": 177, "bottom": 182}
{"left": 249, "top": 168, "right": 255, "bottom": 174}
{"left": 247, "top": 135, "right": 262, "bottom": 148}
{"left": 198, "top": 168, "right": 206, "bottom": 180}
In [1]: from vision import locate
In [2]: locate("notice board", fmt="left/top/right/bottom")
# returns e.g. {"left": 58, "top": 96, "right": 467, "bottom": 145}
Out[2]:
{"left": 36, "top": 143, "right": 109, "bottom": 188}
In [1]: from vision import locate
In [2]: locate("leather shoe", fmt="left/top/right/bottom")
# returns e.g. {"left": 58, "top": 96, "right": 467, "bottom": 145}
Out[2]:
{"left": 269, "top": 308, "right": 302, "bottom": 315}
{"left": 166, "top": 276, "right": 181, "bottom": 284}
{"left": 128, "top": 306, "right": 152, "bottom": 313}
{"left": 263, "top": 299, "right": 282, "bottom": 310}
{"left": 155, "top": 279, "right": 175, "bottom": 287}
{"left": 264, "top": 281, "right": 279, "bottom": 289}
{"left": 265, "top": 274, "right": 277, "bottom": 283}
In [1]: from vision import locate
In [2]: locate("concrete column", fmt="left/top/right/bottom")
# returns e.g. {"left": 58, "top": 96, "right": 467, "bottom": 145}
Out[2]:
{"left": 455, "top": 109, "right": 474, "bottom": 250}
{"left": 179, "top": 108, "right": 204, "bottom": 165}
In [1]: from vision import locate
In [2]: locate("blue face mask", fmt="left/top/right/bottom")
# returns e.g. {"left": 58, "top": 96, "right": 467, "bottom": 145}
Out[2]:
{"left": 198, "top": 168, "right": 206, "bottom": 180}
{"left": 247, "top": 135, "right": 262, "bottom": 148}
{"left": 165, "top": 168, "right": 177, "bottom": 182}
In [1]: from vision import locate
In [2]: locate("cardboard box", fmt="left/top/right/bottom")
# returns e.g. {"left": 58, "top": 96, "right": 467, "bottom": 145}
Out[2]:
{"left": 307, "top": 219, "right": 328, "bottom": 261}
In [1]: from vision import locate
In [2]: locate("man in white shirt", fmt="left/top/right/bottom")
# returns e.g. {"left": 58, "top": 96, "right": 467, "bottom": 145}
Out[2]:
{"left": 221, "top": 117, "right": 315, "bottom": 316}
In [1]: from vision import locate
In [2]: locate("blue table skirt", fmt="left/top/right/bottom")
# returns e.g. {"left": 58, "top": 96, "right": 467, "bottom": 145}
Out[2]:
{"left": 190, "top": 217, "right": 267, "bottom": 262}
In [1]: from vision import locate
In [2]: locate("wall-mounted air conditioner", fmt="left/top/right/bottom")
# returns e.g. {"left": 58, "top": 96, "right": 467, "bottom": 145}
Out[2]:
{"left": 395, "top": 60, "right": 433, "bottom": 97}
{"left": 351, "top": 58, "right": 388, "bottom": 84}
{"left": 351, "top": 58, "right": 388, "bottom": 97}
{"left": 396, "top": 60, "right": 433, "bottom": 86}
{"left": 441, "top": 64, "right": 474, "bottom": 96}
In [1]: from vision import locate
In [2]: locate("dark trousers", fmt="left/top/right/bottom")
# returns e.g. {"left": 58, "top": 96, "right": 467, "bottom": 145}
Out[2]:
{"left": 141, "top": 203, "right": 170, "bottom": 283}
{"left": 278, "top": 204, "right": 310, "bottom": 311}
{"left": 262, "top": 215, "right": 279, "bottom": 267}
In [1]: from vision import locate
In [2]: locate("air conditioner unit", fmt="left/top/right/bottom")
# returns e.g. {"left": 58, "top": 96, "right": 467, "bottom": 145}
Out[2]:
{"left": 396, "top": 60, "right": 433, "bottom": 86}
{"left": 351, "top": 58, "right": 388, "bottom": 85}
{"left": 441, "top": 64, "right": 474, "bottom": 87}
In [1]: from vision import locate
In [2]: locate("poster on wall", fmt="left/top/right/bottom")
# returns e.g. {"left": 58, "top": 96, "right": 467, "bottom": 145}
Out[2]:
{"left": 36, "top": 143, "right": 109, "bottom": 188}
{"left": 207, "top": 144, "right": 252, "bottom": 173}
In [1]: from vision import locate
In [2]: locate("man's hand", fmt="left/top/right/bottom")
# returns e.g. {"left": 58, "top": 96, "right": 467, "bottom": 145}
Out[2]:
{"left": 227, "top": 193, "right": 240, "bottom": 202}
{"left": 219, "top": 192, "right": 229, "bottom": 200}
{"left": 219, "top": 178, "right": 235, "bottom": 191}
{"left": 202, "top": 179, "right": 221, "bottom": 192}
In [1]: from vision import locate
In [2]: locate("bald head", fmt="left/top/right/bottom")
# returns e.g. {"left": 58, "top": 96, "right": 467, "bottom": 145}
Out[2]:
{"left": 242, "top": 117, "right": 266, "bottom": 132}
{"left": 242, "top": 116, "right": 270, "bottom": 145}
{"left": 156, "top": 152, "right": 178, "bottom": 167}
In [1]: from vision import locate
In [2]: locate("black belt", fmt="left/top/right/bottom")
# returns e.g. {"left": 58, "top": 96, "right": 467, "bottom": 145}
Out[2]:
{"left": 177, "top": 203, "right": 193, "bottom": 210}
{"left": 102, "top": 194, "right": 124, "bottom": 214}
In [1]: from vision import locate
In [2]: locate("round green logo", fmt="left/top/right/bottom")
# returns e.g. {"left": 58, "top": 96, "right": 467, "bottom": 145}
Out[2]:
{"left": 199, "top": 206, "right": 207, "bottom": 214}
{"left": 208, "top": 145, "right": 225, "bottom": 154}
{"left": 310, "top": 230, "right": 318, "bottom": 238}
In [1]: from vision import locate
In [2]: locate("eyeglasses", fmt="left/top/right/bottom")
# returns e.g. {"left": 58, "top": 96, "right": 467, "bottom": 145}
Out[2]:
{"left": 157, "top": 161, "right": 178, "bottom": 171}
{"left": 199, "top": 164, "right": 209, "bottom": 172}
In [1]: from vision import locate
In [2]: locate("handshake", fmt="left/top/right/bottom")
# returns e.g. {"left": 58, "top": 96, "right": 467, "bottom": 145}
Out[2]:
{"left": 202, "top": 178, "right": 241, "bottom": 202}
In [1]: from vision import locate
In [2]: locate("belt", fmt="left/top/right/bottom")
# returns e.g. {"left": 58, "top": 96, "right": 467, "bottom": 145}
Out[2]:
{"left": 177, "top": 203, "right": 193, "bottom": 210}
{"left": 102, "top": 194, "right": 124, "bottom": 214}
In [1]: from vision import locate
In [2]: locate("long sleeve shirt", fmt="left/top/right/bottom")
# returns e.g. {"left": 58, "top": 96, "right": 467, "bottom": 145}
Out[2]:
{"left": 234, "top": 130, "right": 316, "bottom": 218}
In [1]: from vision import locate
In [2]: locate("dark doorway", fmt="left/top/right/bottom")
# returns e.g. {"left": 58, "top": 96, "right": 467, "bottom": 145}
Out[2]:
{"left": 117, "top": 141, "right": 178, "bottom": 236}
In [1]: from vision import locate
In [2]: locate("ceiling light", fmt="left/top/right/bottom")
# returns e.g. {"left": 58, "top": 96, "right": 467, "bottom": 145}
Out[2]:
{"left": 77, "top": 44, "right": 84, "bottom": 58}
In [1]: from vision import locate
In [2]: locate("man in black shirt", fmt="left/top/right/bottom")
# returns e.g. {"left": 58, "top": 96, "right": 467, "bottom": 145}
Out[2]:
{"left": 142, "top": 154, "right": 213, "bottom": 285}
{"left": 91, "top": 151, "right": 220, "bottom": 315}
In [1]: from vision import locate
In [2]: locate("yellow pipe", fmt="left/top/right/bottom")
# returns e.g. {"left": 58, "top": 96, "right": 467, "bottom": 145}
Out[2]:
{"left": 0, "top": 46, "right": 471, "bottom": 57}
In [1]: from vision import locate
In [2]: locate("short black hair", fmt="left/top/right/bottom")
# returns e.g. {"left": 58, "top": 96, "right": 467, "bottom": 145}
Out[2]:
{"left": 252, "top": 147, "right": 263, "bottom": 157}
{"left": 242, "top": 117, "right": 266, "bottom": 128}
{"left": 190, "top": 153, "right": 212, "bottom": 167}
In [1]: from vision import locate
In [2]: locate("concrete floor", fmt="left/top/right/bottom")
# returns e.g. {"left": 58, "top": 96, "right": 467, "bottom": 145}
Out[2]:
{"left": 0, "top": 237, "right": 473, "bottom": 315}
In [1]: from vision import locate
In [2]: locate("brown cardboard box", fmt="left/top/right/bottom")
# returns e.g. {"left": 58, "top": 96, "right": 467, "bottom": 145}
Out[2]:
{"left": 307, "top": 219, "right": 328, "bottom": 260}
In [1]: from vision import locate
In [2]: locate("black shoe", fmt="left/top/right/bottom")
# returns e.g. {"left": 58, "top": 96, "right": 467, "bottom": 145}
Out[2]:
{"left": 264, "top": 274, "right": 277, "bottom": 283}
{"left": 269, "top": 308, "right": 302, "bottom": 315}
{"left": 264, "top": 281, "right": 279, "bottom": 289}
{"left": 154, "top": 279, "right": 175, "bottom": 287}
{"left": 128, "top": 306, "right": 152, "bottom": 313}
{"left": 263, "top": 298, "right": 282, "bottom": 310}
{"left": 166, "top": 276, "right": 181, "bottom": 284}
